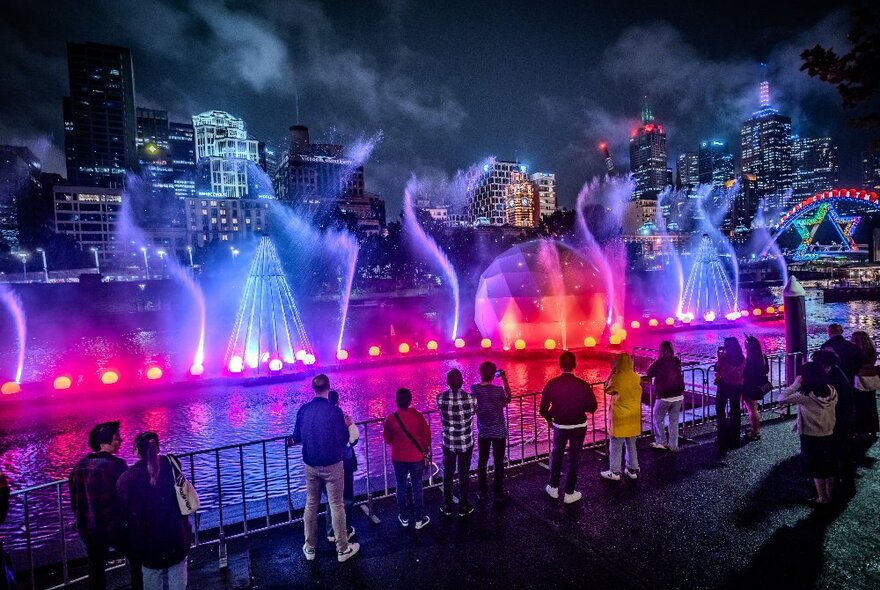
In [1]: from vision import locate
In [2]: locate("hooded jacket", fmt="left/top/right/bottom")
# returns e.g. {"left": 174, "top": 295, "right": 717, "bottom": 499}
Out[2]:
{"left": 605, "top": 354, "right": 643, "bottom": 438}
{"left": 779, "top": 382, "right": 838, "bottom": 437}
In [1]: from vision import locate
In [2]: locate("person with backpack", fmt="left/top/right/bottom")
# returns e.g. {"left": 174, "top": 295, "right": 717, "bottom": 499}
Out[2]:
{"left": 116, "top": 432, "right": 192, "bottom": 590}
{"left": 646, "top": 342, "right": 685, "bottom": 452}
{"left": 383, "top": 388, "right": 431, "bottom": 529}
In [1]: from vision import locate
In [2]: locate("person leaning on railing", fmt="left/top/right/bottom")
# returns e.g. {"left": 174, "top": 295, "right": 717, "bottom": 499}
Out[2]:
{"left": 646, "top": 341, "right": 685, "bottom": 452}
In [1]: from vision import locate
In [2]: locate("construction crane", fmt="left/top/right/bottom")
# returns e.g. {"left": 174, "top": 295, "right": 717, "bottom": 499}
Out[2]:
{"left": 598, "top": 142, "right": 616, "bottom": 176}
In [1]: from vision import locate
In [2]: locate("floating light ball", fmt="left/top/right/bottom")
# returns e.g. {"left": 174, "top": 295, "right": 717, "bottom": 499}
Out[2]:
{"left": 480, "top": 338, "right": 492, "bottom": 349}
{"left": 303, "top": 354, "right": 316, "bottom": 366}
{"left": 544, "top": 339, "right": 557, "bottom": 350}
{"left": 665, "top": 317, "right": 675, "bottom": 326}
{"left": 100, "top": 370, "right": 119, "bottom": 385}
{"left": 648, "top": 319, "right": 659, "bottom": 327}
{"left": 617, "top": 329, "right": 628, "bottom": 340}
{"left": 454, "top": 338, "right": 465, "bottom": 349}
{"left": 268, "top": 358, "right": 283, "bottom": 372}
{"left": 704, "top": 311, "right": 716, "bottom": 322}
{"left": 295, "top": 350, "right": 307, "bottom": 361}
{"left": 610, "top": 323, "right": 623, "bottom": 335}
{"left": 753, "top": 308, "right": 762, "bottom": 316}
{"left": 189, "top": 364, "right": 204, "bottom": 377}
{"left": 778, "top": 304, "right": 784, "bottom": 313}
{"left": 336, "top": 349, "right": 349, "bottom": 361}
{"left": 514, "top": 339, "right": 526, "bottom": 350}
{"left": 740, "top": 310, "right": 750, "bottom": 318}
{"left": 584, "top": 336, "right": 597, "bottom": 348}
{"left": 245, "top": 353, "right": 259, "bottom": 369}
{"left": 53, "top": 376, "right": 72, "bottom": 390}
{"left": 725, "top": 312, "right": 740, "bottom": 321}
{"left": 630, "top": 320, "right": 641, "bottom": 329}
{"left": 145, "top": 366, "right": 163, "bottom": 380}
{"left": 609, "top": 334, "right": 622, "bottom": 346}
{"left": 766, "top": 306, "right": 776, "bottom": 314}
{"left": 426, "top": 340, "right": 439, "bottom": 351}
{"left": 398, "top": 343, "right": 411, "bottom": 354}
{"left": 682, "top": 315, "right": 693, "bottom": 324}
{"left": 1, "top": 382, "right": 20, "bottom": 395}
{"left": 368, "top": 346, "right": 381, "bottom": 357}
{"left": 228, "top": 356, "right": 244, "bottom": 373}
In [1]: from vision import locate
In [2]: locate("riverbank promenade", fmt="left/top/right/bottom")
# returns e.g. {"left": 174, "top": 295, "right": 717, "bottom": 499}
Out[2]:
{"left": 93, "top": 413, "right": 878, "bottom": 590}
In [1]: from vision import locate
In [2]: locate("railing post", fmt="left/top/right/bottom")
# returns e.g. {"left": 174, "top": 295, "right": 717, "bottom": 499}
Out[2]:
{"left": 215, "top": 450, "right": 227, "bottom": 569}
{"left": 57, "top": 484, "right": 69, "bottom": 585}
{"left": 363, "top": 422, "right": 375, "bottom": 518}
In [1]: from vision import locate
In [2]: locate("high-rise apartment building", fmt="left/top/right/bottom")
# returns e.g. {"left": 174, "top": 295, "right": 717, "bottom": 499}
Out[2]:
{"left": 676, "top": 152, "right": 699, "bottom": 195}
{"left": 168, "top": 121, "right": 196, "bottom": 199}
{"left": 864, "top": 149, "right": 880, "bottom": 191}
{"left": 136, "top": 108, "right": 173, "bottom": 199}
{"left": 469, "top": 161, "right": 538, "bottom": 227}
{"left": 530, "top": 172, "right": 557, "bottom": 219}
{"left": 0, "top": 146, "right": 42, "bottom": 250}
{"left": 791, "top": 136, "right": 838, "bottom": 203}
{"left": 697, "top": 140, "right": 734, "bottom": 188}
{"left": 192, "top": 110, "right": 261, "bottom": 199}
{"left": 740, "top": 81, "right": 792, "bottom": 211}
{"left": 629, "top": 103, "right": 668, "bottom": 200}
{"left": 63, "top": 42, "right": 137, "bottom": 187}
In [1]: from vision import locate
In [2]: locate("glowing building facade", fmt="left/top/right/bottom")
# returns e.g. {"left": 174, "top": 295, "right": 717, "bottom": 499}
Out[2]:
{"left": 0, "top": 146, "right": 41, "bottom": 251}
{"left": 63, "top": 42, "right": 138, "bottom": 188}
{"left": 469, "top": 161, "right": 538, "bottom": 227}
{"left": 530, "top": 172, "right": 557, "bottom": 219}
{"left": 629, "top": 104, "right": 668, "bottom": 200}
{"left": 698, "top": 140, "right": 734, "bottom": 189}
{"left": 864, "top": 149, "right": 880, "bottom": 191}
{"left": 192, "top": 110, "right": 261, "bottom": 199}
{"left": 740, "top": 81, "right": 792, "bottom": 211}
{"left": 792, "top": 136, "right": 838, "bottom": 202}
{"left": 53, "top": 185, "right": 123, "bottom": 257}
{"left": 676, "top": 152, "right": 699, "bottom": 195}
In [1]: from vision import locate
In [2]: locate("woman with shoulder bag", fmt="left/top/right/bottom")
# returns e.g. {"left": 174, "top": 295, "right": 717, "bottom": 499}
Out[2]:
{"left": 117, "top": 433, "right": 193, "bottom": 590}
{"left": 851, "top": 331, "right": 880, "bottom": 438}
{"left": 383, "top": 388, "right": 431, "bottom": 530}
{"left": 742, "top": 336, "right": 771, "bottom": 441}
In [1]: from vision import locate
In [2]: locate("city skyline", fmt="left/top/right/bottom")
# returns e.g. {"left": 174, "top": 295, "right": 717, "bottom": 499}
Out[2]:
{"left": 0, "top": 1, "right": 873, "bottom": 217}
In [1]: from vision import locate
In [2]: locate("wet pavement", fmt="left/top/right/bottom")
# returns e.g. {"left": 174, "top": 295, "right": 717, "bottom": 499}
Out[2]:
{"left": 94, "top": 408, "right": 879, "bottom": 590}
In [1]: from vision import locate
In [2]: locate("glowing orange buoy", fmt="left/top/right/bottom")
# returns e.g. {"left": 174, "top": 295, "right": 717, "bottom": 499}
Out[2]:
{"left": 514, "top": 339, "right": 526, "bottom": 350}
{"left": 303, "top": 354, "right": 316, "bottom": 366}
{"left": 336, "top": 349, "right": 349, "bottom": 361}
{"left": 753, "top": 308, "right": 762, "bottom": 316}
{"left": 53, "top": 376, "right": 72, "bottom": 390}
{"left": 778, "top": 304, "right": 784, "bottom": 313}
{"left": 145, "top": 366, "right": 163, "bottom": 380}
{"left": 454, "top": 338, "right": 465, "bottom": 349}
{"left": 100, "top": 370, "right": 119, "bottom": 385}
{"left": 228, "top": 356, "right": 244, "bottom": 373}
{"left": 609, "top": 334, "right": 622, "bottom": 346}
{"left": 544, "top": 339, "right": 557, "bottom": 350}
{"left": 648, "top": 318, "right": 659, "bottom": 327}
{"left": 765, "top": 306, "right": 776, "bottom": 314}
{"left": 368, "top": 345, "right": 381, "bottom": 357}
{"left": 398, "top": 343, "right": 410, "bottom": 354}
{"left": 480, "top": 338, "right": 492, "bottom": 349}
{"left": 665, "top": 317, "right": 675, "bottom": 326}
{"left": 584, "top": 336, "right": 597, "bottom": 348}
{"left": 426, "top": 340, "right": 438, "bottom": 351}
{"left": 630, "top": 320, "right": 641, "bottom": 329}
{"left": 1, "top": 382, "right": 20, "bottom": 395}
{"left": 189, "top": 364, "right": 204, "bottom": 376}
{"left": 268, "top": 358, "right": 283, "bottom": 371}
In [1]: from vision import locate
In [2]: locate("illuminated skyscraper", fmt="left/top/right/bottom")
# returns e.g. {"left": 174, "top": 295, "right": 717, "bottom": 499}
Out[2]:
{"left": 0, "top": 146, "right": 41, "bottom": 250}
{"left": 676, "top": 152, "right": 699, "bottom": 195}
{"left": 629, "top": 102, "right": 668, "bottom": 199}
{"left": 864, "top": 149, "right": 880, "bottom": 191}
{"left": 469, "top": 161, "right": 538, "bottom": 227}
{"left": 192, "top": 110, "right": 261, "bottom": 199}
{"left": 168, "top": 121, "right": 196, "bottom": 199}
{"left": 530, "top": 172, "right": 557, "bottom": 219}
{"left": 792, "top": 136, "right": 838, "bottom": 203}
{"left": 740, "top": 80, "right": 792, "bottom": 211}
{"left": 697, "top": 140, "right": 734, "bottom": 189}
{"left": 63, "top": 42, "right": 138, "bottom": 187}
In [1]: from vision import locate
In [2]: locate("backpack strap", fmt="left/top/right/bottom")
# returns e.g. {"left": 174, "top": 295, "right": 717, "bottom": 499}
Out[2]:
{"left": 393, "top": 412, "right": 426, "bottom": 456}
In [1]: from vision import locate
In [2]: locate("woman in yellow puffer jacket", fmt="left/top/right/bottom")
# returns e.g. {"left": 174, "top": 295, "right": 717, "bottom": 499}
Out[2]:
{"left": 601, "top": 353, "right": 643, "bottom": 481}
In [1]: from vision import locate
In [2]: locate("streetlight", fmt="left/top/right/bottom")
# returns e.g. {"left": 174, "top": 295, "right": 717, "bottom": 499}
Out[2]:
{"left": 36, "top": 248, "right": 48, "bottom": 283}
{"left": 17, "top": 252, "right": 28, "bottom": 282}
{"left": 91, "top": 247, "right": 100, "bottom": 275}
{"left": 141, "top": 247, "right": 150, "bottom": 278}
{"left": 186, "top": 246, "right": 194, "bottom": 268}
{"left": 230, "top": 246, "right": 239, "bottom": 263}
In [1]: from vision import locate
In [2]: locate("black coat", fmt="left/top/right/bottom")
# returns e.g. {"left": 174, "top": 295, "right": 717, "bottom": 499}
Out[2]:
{"left": 822, "top": 335, "right": 861, "bottom": 383}
{"left": 117, "top": 456, "right": 192, "bottom": 569}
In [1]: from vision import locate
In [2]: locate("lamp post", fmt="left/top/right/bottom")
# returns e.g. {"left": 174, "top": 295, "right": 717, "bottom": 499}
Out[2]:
{"left": 18, "top": 252, "right": 28, "bottom": 282}
{"left": 91, "top": 247, "right": 100, "bottom": 275}
{"left": 36, "top": 248, "right": 48, "bottom": 283}
{"left": 157, "top": 249, "right": 166, "bottom": 277}
{"left": 141, "top": 247, "right": 149, "bottom": 279}
{"left": 231, "top": 247, "right": 239, "bottom": 264}
{"left": 186, "top": 246, "right": 194, "bottom": 268}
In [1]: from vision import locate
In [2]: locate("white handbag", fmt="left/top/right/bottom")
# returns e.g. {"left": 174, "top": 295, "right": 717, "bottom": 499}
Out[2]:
{"left": 168, "top": 455, "right": 200, "bottom": 516}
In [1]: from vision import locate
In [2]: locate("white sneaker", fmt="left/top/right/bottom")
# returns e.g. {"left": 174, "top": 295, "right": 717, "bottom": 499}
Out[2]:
{"left": 337, "top": 542, "right": 360, "bottom": 562}
{"left": 415, "top": 516, "right": 430, "bottom": 530}
{"left": 624, "top": 468, "right": 639, "bottom": 480}
{"left": 600, "top": 470, "right": 621, "bottom": 481}
{"left": 545, "top": 484, "right": 559, "bottom": 499}
{"left": 649, "top": 442, "right": 667, "bottom": 450}
{"left": 303, "top": 543, "right": 316, "bottom": 561}
{"left": 563, "top": 491, "right": 582, "bottom": 504}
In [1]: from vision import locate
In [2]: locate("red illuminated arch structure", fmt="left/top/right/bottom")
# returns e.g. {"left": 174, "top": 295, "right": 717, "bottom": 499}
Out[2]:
{"left": 769, "top": 188, "right": 880, "bottom": 260}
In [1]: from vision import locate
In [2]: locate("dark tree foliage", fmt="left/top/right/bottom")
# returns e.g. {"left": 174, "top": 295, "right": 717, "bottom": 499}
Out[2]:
{"left": 801, "top": 7, "right": 880, "bottom": 137}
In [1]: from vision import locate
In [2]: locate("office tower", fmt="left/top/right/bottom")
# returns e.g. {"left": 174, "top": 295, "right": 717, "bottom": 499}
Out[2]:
{"left": 53, "top": 185, "right": 123, "bottom": 256}
{"left": 697, "top": 140, "right": 735, "bottom": 188}
{"left": 740, "top": 80, "right": 792, "bottom": 211}
{"left": 677, "top": 152, "right": 699, "bottom": 195}
{"left": 864, "top": 149, "right": 880, "bottom": 191}
{"left": 469, "top": 161, "right": 538, "bottom": 227}
{"left": 0, "top": 146, "right": 42, "bottom": 250}
{"left": 168, "top": 121, "right": 196, "bottom": 199}
{"left": 63, "top": 42, "right": 137, "bottom": 187}
{"left": 192, "top": 110, "right": 261, "bottom": 199}
{"left": 731, "top": 173, "right": 758, "bottom": 233}
{"left": 530, "top": 172, "right": 557, "bottom": 219}
{"left": 792, "top": 136, "right": 838, "bottom": 203}
{"left": 136, "top": 108, "right": 173, "bottom": 200}
{"left": 629, "top": 102, "right": 668, "bottom": 199}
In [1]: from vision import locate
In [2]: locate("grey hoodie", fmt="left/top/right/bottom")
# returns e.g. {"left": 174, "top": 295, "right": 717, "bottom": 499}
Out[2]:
{"left": 778, "top": 382, "right": 838, "bottom": 437}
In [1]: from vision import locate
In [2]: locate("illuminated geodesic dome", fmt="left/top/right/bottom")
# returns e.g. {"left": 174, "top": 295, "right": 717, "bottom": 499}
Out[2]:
{"left": 474, "top": 240, "right": 608, "bottom": 349}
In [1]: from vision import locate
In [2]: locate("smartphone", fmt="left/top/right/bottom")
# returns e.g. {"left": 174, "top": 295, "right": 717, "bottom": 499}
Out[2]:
{"left": 717, "top": 347, "right": 724, "bottom": 356}
{"left": 495, "top": 369, "right": 505, "bottom": 377}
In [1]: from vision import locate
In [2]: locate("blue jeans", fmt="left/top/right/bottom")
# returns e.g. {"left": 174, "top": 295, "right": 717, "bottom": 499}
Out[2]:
{"left": 393, "top": 460, "right": 426, "bottom": 520}
{"left": 652, "top": 399, "right": 681, "bottom": 451}
{"left": 549, "top": 426, "right": 587, "bottom": 494}
{"left": 142, "top": 558, "right": 187, "bottom": 590}
{"left": 609, "top": 437, "right": 639, "bottom": 474}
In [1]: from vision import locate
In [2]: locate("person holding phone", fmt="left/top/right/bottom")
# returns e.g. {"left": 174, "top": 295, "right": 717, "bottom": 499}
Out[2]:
{"left": 472, "top": 361, "right": 513, "bottom": 502}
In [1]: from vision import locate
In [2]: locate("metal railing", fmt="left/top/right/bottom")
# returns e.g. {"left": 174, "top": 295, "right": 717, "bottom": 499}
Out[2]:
{"left": 2, "top": 363, "right": 796, "bottom": 589}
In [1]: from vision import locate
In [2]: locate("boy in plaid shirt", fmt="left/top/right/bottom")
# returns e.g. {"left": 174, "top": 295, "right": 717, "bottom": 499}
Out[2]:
{"left": 437, "top": 369, "right": 477, "bottom": 516}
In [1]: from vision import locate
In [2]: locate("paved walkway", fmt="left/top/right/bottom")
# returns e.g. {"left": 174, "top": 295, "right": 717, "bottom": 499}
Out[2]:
{"left": 101, "top": 412, "right": 880, "bottom": 590}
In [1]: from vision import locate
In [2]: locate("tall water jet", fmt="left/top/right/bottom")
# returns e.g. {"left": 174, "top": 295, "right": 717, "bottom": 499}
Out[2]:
{"left": 753, "top": 197, "right": 789, "bottom": 284}
{"left": 680, "top": 234, "right": 738, "bottom": 320}
{"left": 692, "top": 182, "right": 740, "bottom": 311}
{"left": 655, "top": 187, "right": 685, "bottom": 315}
{"left": 0, "top": 285, "right": 26, "bottom": 383}
{"left": 334, "top": 232, "right": 359, "bottom": 352}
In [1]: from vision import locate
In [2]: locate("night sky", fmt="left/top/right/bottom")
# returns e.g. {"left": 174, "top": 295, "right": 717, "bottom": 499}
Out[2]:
{"left": 0, "top": 0, "right": 869, "bottom": 216}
